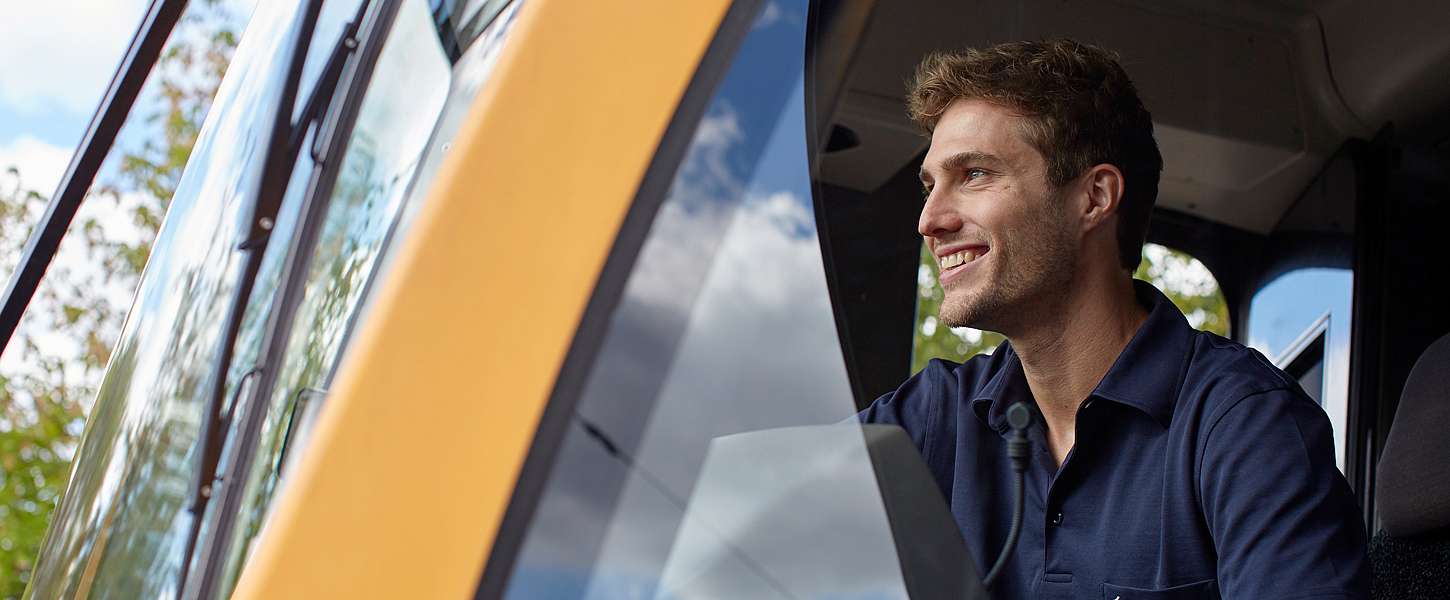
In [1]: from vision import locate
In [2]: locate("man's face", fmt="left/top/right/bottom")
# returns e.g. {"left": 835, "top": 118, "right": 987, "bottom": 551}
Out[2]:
{"left": 918, "top": 99, "right": 1079, "bottom": 331}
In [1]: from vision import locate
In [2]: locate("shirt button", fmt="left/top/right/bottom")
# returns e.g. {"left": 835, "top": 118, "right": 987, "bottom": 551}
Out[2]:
{"left": 1052, "top": 512, "right": 1064, "bottom": 526}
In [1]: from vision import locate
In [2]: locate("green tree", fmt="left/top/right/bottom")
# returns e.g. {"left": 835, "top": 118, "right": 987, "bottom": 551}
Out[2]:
{"left": 1133, "top": 242, "right": 1230, "bottom": 336}
{"left": 911, "top": 242, "right": 1229, "bottom": 373}
{"left": 0, "top": 4, "right": 241, "bottom": 596}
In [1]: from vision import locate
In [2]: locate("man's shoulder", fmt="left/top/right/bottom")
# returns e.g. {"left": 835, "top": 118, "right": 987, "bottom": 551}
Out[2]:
{"left": 1178, "top": 329, "right": 1318, "bottom": 429}
{"left": 915, "top": 347, "right": 1011, "bottom": 396}
{"left": 859, "top": 349, "right": 1006, "bottom": 423}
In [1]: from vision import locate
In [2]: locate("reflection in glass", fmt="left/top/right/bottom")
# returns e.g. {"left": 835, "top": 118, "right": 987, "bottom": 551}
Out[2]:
{"left": 655, "top": 427, "right": 908, "bottom": 600}
{"left": 380, "top": 0, "right": 521, "bottom": 274}
{"left": 24, "top": 2, "right": 308, "bottom": 597}
{"left": 502, "top": 1, "right": 909, "bottom": 598}
{"left": 1248, "top": 268, "right": 1354, "bottom": 467}
{"left": 205, "top": 1, "right": 524, "bottom": 595}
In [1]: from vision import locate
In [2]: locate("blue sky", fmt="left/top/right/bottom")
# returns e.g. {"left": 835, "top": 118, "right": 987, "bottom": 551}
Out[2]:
{"left": 0, "top": 0, "right": 153, "bottom": 193}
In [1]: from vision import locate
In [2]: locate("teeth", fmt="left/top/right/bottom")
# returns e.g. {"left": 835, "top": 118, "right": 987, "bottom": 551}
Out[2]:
{"left": 939, "top": 250, "right": 979, "bottom": 270}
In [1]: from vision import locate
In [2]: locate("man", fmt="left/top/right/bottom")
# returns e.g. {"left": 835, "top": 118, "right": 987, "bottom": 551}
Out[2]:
{"left": 859, "top": 40, "right": 1369, "bottom": 599}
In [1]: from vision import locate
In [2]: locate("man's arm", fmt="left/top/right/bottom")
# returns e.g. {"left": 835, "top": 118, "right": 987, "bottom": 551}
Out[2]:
{"left": 1199, "top": 388, "right": 1370, "bottom": 599}
{"left": 855, "top": 359, "right": 956, "bottom": 453}
{"left": 854, "top": 359, "right": 964, "bottom": 500}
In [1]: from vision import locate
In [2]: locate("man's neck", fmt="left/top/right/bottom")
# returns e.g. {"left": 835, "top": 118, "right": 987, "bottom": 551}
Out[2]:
{"left": 1007, "top": 272, "right": 1148, "bottom": 467}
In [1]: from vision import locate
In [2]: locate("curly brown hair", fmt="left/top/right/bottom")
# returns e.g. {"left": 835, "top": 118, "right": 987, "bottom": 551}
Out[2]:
{"left": 908, "top": 39, "right": 1163, "bottom": 271}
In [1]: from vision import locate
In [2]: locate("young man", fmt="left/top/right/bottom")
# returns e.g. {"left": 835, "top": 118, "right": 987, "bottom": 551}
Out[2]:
{"left": 859, "top": 40, "right": 1369, "bottom": 599}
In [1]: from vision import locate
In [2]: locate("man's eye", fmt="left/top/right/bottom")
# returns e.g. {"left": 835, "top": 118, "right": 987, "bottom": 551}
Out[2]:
{"left": 966, "top": 168, "right": 988, "bottom": 180}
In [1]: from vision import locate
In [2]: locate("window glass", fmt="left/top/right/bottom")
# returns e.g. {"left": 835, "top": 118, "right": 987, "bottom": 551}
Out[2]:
{"left": 1, "top": 3, "right": 250, "bottom": 596}
{"left": 22, "top": 1, "right": 310, "bottom": 596}
{"left": 1134, "top": 243, "right": 1231, "bottom": 335}
{"left": 205, "top": 0, "right": 524, "bottom": 594}
{"left": 501, "top": 1, "right": 911, "bottom": 598}
{"left": 1247, "top": 268, "right": 1353, "bottom": 467}
{"left": 910, "top": 242, "right": 1229, "bottom": 371}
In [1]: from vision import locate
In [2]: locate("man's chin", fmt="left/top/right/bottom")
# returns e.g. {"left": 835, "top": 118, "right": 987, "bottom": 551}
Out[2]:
{"left": 936, "top": 300, "right": 982, "bottom": 331}
{"left": 939, "top": 290, "right": 1006, "bottom": 331}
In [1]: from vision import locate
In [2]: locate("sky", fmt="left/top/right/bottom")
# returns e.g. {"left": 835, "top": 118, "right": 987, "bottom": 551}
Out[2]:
{"left": 0, "top": 0, "right": 258, "bottom": 388}
{"left": 0, "top": 0, "right": 154, "bottom": 195}
{"left": 0, "top": 0, "right": 151, "bottom": 386}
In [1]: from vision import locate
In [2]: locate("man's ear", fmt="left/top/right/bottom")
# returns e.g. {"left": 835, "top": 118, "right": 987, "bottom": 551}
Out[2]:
{"left": 1079, "top": 164, "right": 1125, "bottom": 233}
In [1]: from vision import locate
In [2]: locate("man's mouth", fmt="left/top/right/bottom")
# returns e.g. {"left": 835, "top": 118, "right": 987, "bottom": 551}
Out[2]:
{"left": 937, "top": 246, "right": 990, "bottom": 284}
{"left": 939, "top": 249, "right": 982, "bottom": 270}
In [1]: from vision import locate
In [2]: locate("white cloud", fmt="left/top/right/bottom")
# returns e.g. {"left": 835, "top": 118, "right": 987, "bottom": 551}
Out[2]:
{"left": 0, "top": 0, "right": 148, "bottom": 115}
{"left": 0, "top": 135, "right": 72, "bottom": 195}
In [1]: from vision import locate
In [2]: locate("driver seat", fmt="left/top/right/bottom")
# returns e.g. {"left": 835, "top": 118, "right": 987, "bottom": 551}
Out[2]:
{"left": 1370, "top": 332, "right": 1450, "bottom": 598}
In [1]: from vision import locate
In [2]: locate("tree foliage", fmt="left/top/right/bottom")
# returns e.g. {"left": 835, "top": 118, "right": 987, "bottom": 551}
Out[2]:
{"left": 0, "top": 4, "right": 239, "bottom": 596}
{"left": 911, "top": 242, "right": 1230, "bottom": 373}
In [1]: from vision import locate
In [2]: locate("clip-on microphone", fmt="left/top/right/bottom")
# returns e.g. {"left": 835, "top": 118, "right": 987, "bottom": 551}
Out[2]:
{"left": 982, "top": 401, "right": 1032, "bottom": 591}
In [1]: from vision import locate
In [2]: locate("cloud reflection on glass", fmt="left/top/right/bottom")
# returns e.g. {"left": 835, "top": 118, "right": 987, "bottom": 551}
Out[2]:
{"left": 503, "top": 1, "right": 911, "bottom": 598}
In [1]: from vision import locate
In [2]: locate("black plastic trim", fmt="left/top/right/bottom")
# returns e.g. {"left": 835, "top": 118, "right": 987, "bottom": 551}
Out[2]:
{"left": 861, "top": 425, "right": 988, "bottom": 599}
{"left": 0, "top": 0, "right": 188, "bottom": 358}
{"left": 1346, "top": 133, "right": 1390, "bottom": 527}
{"left": 1146, "top": 207, "right": 1266, "bottom": 340}
{"left": 806, "top": 0, "right": 879, "bottom": 406}
{"left": 471, "top": 1, "right": 766, "bottom": 597}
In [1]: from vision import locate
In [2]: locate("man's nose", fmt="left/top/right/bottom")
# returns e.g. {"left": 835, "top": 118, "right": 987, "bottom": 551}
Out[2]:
{"left": 918, "top": 189, "right": 964, "bottom": 239}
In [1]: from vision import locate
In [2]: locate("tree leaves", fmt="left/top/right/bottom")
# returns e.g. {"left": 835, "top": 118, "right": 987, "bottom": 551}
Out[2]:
{"left": 0, "top": 3, "right": 239, "bottom": 596}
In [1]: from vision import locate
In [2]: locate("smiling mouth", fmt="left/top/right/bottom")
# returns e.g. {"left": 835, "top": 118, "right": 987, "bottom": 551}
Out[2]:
{"left": 939, "top": 248, "right": 983, "bottom": 270}
{"left": 937, "top": 246, "right": 990, "bottom": 284}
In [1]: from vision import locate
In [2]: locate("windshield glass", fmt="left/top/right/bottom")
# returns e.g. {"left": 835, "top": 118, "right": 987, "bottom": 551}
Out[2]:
{"left": 498, "top": 1, "right": 919, "bottom": 598}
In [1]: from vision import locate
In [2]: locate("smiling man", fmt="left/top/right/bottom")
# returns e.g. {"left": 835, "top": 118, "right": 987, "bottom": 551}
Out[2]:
{"left": 858, "top": 40, "right": 1369, "bottom": 599}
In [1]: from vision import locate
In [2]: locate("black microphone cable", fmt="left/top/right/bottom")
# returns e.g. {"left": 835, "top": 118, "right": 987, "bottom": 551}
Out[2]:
{"left": 983, "top": 401, "right": 1033, "bottom": 590}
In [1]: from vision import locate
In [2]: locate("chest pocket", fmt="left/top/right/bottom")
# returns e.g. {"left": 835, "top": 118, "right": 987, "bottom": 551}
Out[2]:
{"left": 1103, "top": 579, "right": 1219, "bottom": 600}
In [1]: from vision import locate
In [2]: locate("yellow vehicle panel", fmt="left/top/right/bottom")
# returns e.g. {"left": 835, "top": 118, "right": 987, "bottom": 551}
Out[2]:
{"left": 232, "top": 0, "right": 733, "bottom": 596}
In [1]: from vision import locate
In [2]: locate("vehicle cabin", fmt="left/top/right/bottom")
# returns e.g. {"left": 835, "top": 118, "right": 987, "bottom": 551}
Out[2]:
{"left": 17, "top": 0, "right": 1450, "bottom": 598}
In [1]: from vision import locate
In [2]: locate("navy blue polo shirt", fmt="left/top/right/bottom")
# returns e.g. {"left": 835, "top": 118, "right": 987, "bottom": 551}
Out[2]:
{"left": 859, "top": 281, "right": 1369, "bottom": 599}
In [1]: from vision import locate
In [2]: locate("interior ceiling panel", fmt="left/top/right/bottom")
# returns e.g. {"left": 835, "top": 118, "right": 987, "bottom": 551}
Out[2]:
{"left": 819, "top": 0, "right": 1358, "bottom": 234}
{"left": 1319, "top": 0, "right": 1450, "bottom": 144}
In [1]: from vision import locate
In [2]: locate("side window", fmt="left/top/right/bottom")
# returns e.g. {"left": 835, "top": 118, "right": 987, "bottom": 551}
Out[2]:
{"left": 1246, "top": 268, "right": 1353, "bottom": 467}
{"left": 205, "top": 0, "right": 524, "bottom": 594}
{"left": 911, "top": 242, "right": 1229, "bottom": 371}
{"left": 22, "top": 2, "right": 321, "bottom": 596}
{"left": 1, "top": 2, "right": 247, "bottom": 597}
{"left": 1133, "top": 243, "right": 1230, "bottom": 336}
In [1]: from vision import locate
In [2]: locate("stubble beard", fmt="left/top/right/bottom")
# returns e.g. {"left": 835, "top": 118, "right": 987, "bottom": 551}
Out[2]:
{"left": 937, "top": 198, "right": 1078, "bottom": 333}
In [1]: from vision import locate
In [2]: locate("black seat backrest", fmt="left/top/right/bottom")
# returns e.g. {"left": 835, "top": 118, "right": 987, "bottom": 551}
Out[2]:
{"left": 1371, "top": 332, "right": 1450, "bottom": 599}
